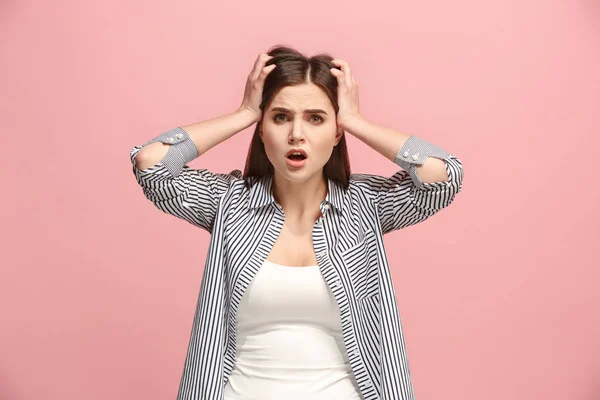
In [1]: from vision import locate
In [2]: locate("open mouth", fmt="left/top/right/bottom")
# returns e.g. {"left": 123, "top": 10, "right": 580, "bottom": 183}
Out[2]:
{"left": 286, "top": 150, "right": 308, "bottom": 168}
{"left": 287, "top": 153, "right": 307, "bottom": 161}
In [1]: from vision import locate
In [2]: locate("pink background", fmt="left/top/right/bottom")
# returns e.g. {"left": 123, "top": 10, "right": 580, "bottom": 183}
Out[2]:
{"left": 2, "top": 0, "right": 599, "bottom": 399}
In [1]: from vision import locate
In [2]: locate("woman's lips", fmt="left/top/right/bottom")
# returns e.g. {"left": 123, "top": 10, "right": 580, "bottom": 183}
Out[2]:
{"left": 285, "top": 149, "right": 308, "bottom": 158}
{"left": 285, "top": 155, "right": 307, "bottom": 168}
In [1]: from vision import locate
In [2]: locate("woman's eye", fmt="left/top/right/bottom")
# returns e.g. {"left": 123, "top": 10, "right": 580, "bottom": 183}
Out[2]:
{"left": 273, "top": 114, "right": 323, "bottom": 123}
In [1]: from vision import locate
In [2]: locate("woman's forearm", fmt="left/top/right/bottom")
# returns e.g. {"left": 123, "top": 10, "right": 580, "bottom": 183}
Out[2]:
{"left": 343, "top": 115, "right": 450, "bottom": 184}
{"left": 135, "top": 108, "right": 258, "bottom": 171}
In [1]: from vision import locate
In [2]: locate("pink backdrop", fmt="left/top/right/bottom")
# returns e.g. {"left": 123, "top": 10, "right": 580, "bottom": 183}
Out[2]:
{"left": 2, "top": 0, "right": 599, "bottom": 399}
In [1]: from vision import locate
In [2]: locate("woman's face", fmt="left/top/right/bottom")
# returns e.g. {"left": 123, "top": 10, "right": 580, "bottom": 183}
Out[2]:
{"left": 260, "top": 83, "right": 343, "bottom": 182}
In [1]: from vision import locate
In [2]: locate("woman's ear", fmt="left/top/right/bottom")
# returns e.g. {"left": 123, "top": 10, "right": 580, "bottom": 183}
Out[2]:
{"left": 335, "top": 127, "right": 344, "bottom": 145}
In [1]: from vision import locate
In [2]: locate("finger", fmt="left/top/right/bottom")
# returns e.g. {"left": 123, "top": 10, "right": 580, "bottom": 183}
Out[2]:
{"left": 252, "top": 53, "right": 273, "bottom": 80}
{"left": 257, "top": 64, "right": 276, "bottom": 81}
{"left": 329, "top": 67, "right": 345, "bottom": 86}
{"left": 252, "top": 53, "right": 266, "bottom": 73}
{"left": 253, "top": 53, "right": 273, "bottom": 80}
{"left": 332, "top": 59, "right": 352, "bottom": 87}
{"left": 342, "top": 62, "right": 352, "bottom": 87}
{"left": 331, "top": 58, "right": 347, "bottom": 84}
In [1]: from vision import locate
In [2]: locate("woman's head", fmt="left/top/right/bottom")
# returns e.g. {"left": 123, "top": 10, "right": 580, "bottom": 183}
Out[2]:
{"left": 243, "top": 45, "right": 351, "bottom": 191}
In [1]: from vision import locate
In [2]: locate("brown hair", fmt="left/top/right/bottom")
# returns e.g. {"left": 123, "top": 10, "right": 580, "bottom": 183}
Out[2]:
{"left": 242, "top": 44, "right": 351, "bottom": 191}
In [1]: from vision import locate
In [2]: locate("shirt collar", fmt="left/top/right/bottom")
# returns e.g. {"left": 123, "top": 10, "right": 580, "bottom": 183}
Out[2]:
{"left": 248, "top": 173, "right": 346, "bottom": 212}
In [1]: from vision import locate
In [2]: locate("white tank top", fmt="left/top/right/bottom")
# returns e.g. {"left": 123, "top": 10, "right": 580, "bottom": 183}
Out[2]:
{"left": 223, "top": 259, "right": 362, "bottom": 400}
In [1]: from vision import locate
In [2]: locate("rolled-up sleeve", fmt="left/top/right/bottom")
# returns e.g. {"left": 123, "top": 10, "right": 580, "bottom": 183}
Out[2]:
{"left": 375, "top": 135, "right": 464, "bottom": 234}
{"left": 130, "top": 127, "right": 241, "bottom": 233}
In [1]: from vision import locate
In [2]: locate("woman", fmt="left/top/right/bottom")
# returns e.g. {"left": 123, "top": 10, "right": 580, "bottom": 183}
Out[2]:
{"left": 130, "top": 45, "right": 463, "bottom": 400}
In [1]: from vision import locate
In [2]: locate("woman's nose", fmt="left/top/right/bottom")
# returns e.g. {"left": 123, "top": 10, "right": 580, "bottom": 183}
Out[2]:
{"left": 289, "top": 121, "right": 305, "bottom": 140}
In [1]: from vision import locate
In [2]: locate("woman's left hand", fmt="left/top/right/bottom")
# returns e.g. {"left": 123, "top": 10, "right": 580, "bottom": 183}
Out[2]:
{"left": 330, "top": 59, "right": 362, "bottom": 131}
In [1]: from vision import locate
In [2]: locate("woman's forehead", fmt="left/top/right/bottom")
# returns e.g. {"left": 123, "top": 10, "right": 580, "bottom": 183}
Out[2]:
{"left": 270, "top": 84, "right": 331, "bottom": 111}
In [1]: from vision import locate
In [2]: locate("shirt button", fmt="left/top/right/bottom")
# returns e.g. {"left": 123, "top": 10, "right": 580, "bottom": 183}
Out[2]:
{"left": 323, "top": 204, "right": 330, "bottom": 210}
{"left": 403, "top": 151, "right": 409, "bottom": 157}
{"left": 176, "top": 133, "right": 184, "bottom": 139}
{"left": 332, "top": 279, "right": 340, "bottom": 287}
{"left": 166, "top": 137, "right": 175, "bottom": 143}
{"left": 412, "top": 153, "right": 419, "bottom": 161}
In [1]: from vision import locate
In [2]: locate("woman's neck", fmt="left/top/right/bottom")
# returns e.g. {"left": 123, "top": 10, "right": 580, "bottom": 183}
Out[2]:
{"left": 272, "top": 171, "right": 328, "bottom": 217}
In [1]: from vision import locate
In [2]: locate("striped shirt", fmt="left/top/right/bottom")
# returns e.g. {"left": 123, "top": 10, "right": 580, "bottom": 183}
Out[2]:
{"left": 130, "top": 127, "right": 464, "bottom": 400}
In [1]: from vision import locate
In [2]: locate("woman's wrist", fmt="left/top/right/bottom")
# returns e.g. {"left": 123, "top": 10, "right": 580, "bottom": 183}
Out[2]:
{"left": 235, "top": 107, "right": 261, "bottom": 125}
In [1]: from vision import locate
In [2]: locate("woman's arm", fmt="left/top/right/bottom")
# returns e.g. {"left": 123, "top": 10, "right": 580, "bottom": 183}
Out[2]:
{"left": 343, "top": 115, "right": 463, "bottom": 234}
{"left": 328, "top": 58, "right": 462, "bottom": 234}
{"left": 130, "top": 53, "right": 276, "bottom": 232}
{"left": 343, "top": 115, "right": 451, "bottom": 185}
{"left": 134, "top": 108, "right": 258, "bottom": 171}
{"left": 129, "top": 108, "right": 258, "bottom": 233}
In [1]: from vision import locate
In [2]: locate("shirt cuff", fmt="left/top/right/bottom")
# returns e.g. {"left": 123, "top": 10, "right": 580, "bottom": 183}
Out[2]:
{"left": 393, "top": 135, "right": 451, "bottom": 188}
{"left": 140, "top": 127, "right": 199, "bottom": 177}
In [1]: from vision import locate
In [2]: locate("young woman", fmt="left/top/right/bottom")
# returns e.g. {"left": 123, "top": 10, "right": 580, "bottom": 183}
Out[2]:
{"left": 130, "top": 45, "right": 464, "bottom": 400}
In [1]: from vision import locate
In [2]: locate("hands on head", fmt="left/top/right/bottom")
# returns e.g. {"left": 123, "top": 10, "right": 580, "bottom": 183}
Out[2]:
{"left": 238, "top": 52, "right": 361, "bottom": 131}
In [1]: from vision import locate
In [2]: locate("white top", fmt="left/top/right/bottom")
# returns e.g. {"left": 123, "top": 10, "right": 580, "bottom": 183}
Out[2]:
{"left": 223, "top": 259, "right": 362, "bottom": 400}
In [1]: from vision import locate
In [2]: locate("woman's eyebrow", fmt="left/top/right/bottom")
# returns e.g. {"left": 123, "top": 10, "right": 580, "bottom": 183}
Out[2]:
{"left": 270, "top": 107, "right": 328, "bottom": 115}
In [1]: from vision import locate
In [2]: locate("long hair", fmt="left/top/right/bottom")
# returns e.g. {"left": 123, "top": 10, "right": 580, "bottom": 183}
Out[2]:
{"left": 242, "top": 45, "right": 351, "bottom": 191}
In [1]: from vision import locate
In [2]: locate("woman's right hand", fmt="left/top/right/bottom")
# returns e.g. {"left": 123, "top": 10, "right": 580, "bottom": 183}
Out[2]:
{"left": 238, "top": 53, "right": 276, "bottom": 123}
